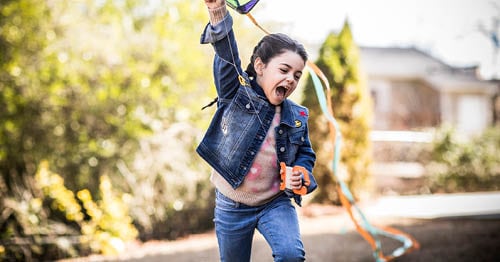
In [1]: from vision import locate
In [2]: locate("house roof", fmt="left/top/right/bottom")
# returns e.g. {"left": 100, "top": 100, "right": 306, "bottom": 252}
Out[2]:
{"left": 359, "top": 47, "right": 497, "bottom": 94}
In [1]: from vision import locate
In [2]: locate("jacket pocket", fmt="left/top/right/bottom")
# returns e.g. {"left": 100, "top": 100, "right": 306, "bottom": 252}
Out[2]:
{"left": 288, "top": 127, "right": 306, "bottom": 145}
{"left": 286, "top": 127, "right": 306, "bottom": 162}
{"left": 216, "top": 90, "right": 263, "bottom": 163}
{"left": 233, "top": 88, "right": 263, "bottom": 114}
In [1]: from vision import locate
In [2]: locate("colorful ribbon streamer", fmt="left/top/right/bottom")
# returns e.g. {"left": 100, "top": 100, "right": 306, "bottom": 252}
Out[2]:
{"left": 226, "top": 2, "right": 420, "bottom": 260}
{"left": 308, "top": 66, "right": 420, "bottom": 261}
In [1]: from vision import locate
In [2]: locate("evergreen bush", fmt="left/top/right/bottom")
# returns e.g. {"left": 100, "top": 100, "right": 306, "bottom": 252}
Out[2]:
{"left": 302, "top": 20, "right": 373, "bottom": 203}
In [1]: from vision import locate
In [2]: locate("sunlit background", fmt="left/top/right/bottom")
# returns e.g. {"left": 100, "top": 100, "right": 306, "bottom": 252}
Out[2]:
{"left": 255, "top": 0, "right": 499, "bottom": 79}
{"left": 0, "top": 0, "right": 498, "bottom": 261}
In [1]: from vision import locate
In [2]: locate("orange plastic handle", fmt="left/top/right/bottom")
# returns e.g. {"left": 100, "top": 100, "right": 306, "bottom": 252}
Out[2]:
{"left": 279, "top": 162, "right": 310, "bottom": 195}
{"left": 279, "top": 162, "right": 287, "bottom": 191}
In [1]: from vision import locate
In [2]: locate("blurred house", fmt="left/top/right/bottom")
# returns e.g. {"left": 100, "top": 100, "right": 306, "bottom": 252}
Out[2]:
{"left": 359, "top": 47, "right": 498, "bottom": 194}
{"left": 360, "top": 47, "right": 497, "bottom": 136}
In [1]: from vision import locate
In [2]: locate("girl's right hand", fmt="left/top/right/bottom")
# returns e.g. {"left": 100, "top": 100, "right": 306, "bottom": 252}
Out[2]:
{"left": 205, "top": 0, "right": 225, "bottom": 9}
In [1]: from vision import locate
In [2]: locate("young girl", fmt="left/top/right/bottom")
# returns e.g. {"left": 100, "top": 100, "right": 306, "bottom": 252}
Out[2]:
{"left": 198, "top": 0, "right": 317, "bottom": 261}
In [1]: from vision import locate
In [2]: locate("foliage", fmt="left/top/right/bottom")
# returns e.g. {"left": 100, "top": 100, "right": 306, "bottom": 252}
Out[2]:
{"left": 0, "top": 0, "right": 223, "bottom": 259}
{"left": 0, "top": 161, "right": 137, "bottom": 260}
{"left": 2, "top": 0, "right": 141, "bottom": 194}
{"left": 425, "top": 126, "right": 500, "bottom": 192}
{"left": 39, "top": 162, "right": 138, "bottom": 255}
{"left": 0, "top": 0, "right": 277, "bottom": 259}
{"left": 302, "top": 20, "right": 373, "bottom": 203}
{"left": 117, "top": 123, "right": 215, "bottom": 240}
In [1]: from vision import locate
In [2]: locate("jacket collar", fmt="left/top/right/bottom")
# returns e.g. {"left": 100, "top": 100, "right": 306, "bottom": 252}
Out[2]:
{"left": 250, "top": 78, "right": 266, "bottom": 98}
{"left": 280, "top": 99, "right": 297, "bottom": 128}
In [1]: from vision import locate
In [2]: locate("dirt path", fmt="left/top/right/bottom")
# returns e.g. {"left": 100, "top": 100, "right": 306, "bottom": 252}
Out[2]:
{"left": 68, "top": 204, "right": 500, "bottom": 262}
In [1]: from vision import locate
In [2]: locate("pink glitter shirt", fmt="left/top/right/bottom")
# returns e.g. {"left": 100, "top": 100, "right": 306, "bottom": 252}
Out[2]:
{"left": 211, "top": 106, "right": 282, "bottom": 206}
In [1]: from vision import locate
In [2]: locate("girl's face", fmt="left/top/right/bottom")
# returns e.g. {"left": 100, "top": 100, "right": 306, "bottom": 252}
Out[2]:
{"left": 254, "top": 50, "right": 305, "bottom": 105}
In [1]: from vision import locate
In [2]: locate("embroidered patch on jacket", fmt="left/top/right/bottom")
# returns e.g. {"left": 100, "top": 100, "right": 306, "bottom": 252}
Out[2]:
{"left": 299, "top": 110, "right": 308, "bottom": 117}
{"left": 294, "top": 120, "right": 302, "bottom": 128}
{"left": 238, "top": 75, "right": 249, "bottom": 87}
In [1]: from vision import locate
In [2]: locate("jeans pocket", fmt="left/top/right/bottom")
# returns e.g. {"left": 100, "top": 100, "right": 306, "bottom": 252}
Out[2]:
{"left": 215, "top": 190, "right": 238, "bottom": 210}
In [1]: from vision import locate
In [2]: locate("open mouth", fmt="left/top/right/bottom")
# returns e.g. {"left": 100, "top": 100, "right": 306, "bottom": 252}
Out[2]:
{"left": 275, "top": 86, "right": 288, "bottom": 99}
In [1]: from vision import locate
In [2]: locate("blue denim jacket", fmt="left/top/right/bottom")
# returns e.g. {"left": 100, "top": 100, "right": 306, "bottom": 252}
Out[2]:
{"left": 197, "top": 13, "right": 317, "bottom": 203}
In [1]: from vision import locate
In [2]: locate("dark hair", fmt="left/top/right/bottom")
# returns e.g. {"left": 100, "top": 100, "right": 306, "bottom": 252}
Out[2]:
{"left": 245, "top": 33, "right": 308, "bottom": 78}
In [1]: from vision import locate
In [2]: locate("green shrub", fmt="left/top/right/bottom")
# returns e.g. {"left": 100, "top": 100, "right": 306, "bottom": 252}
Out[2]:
{"left": 0, "top": 161, "right": 138, "bottom": 261}
{"left": 302, "top": 20, "right": 373, "bottom": 203}
{"left": 426, "top": 127, "right": 500, "bottom": 192}
{"left": 117, "top": 123, "right": 215, "bottom": 241}
{"left": 0, "top": 1, "right": 216, "bottom": 259}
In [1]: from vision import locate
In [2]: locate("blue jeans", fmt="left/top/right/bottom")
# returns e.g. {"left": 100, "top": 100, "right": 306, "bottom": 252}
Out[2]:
{"left": 214, "top": 190, "right": 305, "bottom": 262}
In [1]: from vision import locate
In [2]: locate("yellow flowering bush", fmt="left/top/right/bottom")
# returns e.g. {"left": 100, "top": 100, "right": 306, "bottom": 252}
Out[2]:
{"left": 36, "top": 161, "right": 84, "bottom": 223}
{"left": 76, "top": 176, "right": 138, "bottom": 255}
{"left": 36, "top": 161, "right": 138, "bottom": 256}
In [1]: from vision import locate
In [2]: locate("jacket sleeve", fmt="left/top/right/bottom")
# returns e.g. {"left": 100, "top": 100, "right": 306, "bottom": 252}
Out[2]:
{"left": 295, "top": 120, "right": 318, "bottom": 194}
{"left": 200, "top": 13, "right": 244, "bottom": 101}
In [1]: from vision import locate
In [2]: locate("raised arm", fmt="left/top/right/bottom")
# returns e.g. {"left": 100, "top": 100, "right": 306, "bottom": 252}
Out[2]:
{"left": 201, "top": 0, "right": 244, "bottom": 101}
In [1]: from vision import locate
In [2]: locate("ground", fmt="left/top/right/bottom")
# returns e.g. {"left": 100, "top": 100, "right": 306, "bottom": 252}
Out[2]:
{"left": 64, "top": 203, "right": 500, "bottom": 262}
{"left": 62, "top": 175, "right": 500, "bottom": 261}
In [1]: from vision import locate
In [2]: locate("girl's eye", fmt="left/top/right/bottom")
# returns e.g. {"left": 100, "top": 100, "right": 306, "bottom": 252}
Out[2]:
{"left": 294, "top": 74, "right": 301, "bottom": 80}
{"left": 280, "top": 68, "right": 287, "bottom": 74}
